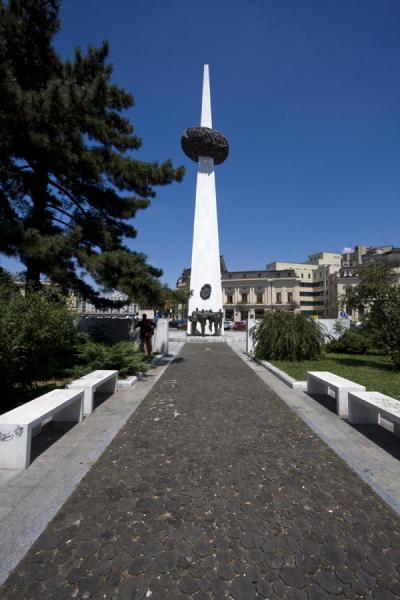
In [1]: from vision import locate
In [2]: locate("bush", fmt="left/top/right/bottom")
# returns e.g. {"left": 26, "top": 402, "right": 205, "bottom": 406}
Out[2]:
{"left": 69, "top": 337, "right": 149, "bottom": 379}
{"left": 0, "top": 279, "right": 149, "bottom": 411}
{"left": 326, "top": 326, "right": 386, "bottom": 356}
{"left": 251, "top": 311, "right": 324, "bottom": 361}
{"left": 326, "top": 329, "right": 368, "bottom": 354}
{"left": 0, "top": 282, "right": 78, "bottom": 407}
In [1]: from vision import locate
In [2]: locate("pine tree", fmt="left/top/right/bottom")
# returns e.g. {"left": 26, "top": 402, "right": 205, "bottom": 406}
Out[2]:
{"left": 0, "top": 0, "right": 184, "bottom": 305}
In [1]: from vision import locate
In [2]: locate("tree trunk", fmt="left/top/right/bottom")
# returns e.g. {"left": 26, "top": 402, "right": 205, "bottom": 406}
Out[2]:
{"left": 25, "top": 168, "right": 48, "bottom": 289}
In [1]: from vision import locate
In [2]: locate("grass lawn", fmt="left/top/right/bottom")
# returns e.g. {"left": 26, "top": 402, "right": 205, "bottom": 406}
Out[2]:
{"left": 271, "top": 353, "right": 400, "bottom": 400}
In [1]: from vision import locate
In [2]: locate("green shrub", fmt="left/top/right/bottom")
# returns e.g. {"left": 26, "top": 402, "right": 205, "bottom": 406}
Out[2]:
{"left": 0, "top": 282, "right": 78, "bottom": 407}
{"left": 0, "top": 279, "right": 149, "bottom": 411}
{"left": 69, "top": 338, "right": 149, "bottom": 379}
{"left": 251, "top": 311, "right": 324, "bottom": 361}
{"left": 326, "top": 326, "right": 386, "bottom": 356}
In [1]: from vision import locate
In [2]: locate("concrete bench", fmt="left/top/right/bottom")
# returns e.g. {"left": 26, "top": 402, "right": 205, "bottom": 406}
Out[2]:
{"left": 348, "top": 391, "right": 400, "bottom": 436}
{"left": 67, "top": 370, "right": 118, "bottom": 415}
{"left": 0, "top": 389, "right": 84, "bottom": 469}
{"left": 307, "top": 371, "right": 366, "bottom": 417}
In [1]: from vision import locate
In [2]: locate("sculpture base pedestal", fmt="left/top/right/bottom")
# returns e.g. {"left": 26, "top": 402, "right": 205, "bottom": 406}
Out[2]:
{"left": 187, "top": 333, "right": 223, "bottom": 337}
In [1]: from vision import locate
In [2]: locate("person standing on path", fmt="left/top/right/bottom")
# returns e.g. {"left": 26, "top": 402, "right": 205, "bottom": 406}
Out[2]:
{"left": 137, "top": 314, "right": 155, "bottom": 356}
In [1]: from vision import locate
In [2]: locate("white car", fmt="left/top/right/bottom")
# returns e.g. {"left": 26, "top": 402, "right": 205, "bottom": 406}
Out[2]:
{"left": 224, "top": 320, "right": 235, "bottom": 330}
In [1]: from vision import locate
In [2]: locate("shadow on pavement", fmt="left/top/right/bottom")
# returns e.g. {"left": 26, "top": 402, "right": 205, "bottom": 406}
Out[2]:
{"left": 307, "top": 393, "right": 400, "bottom": 461}
{"left": 30, "top": 390, "right": 115, "bottom": 463}
{"left": 349, "top": 422, "right": 400, "bottom": 460}
{"left": 30, "top": 421, "right": 76, "bottom": 463}
{"left": 93, "top": 390, "right": 115, "bottom": 410}
{"left": 307, "top": 392, "right": 338, "bottom": 415}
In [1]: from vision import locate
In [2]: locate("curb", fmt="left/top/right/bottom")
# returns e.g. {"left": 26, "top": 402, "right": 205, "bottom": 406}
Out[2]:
{"left": 253, "top": 357, "right": 307, "bottom": 390}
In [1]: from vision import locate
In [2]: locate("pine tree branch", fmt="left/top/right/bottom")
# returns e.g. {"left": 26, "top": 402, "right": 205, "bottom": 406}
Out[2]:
{"left": 51, "top": 216, "right": 74, "bottom": 230}
{"left": 47, "top": 178, "right": 87, "bottom": 216}
{"left": 47, "top": 202, "right": 76, "bottom": 222}
{"left": 14, "top": 163, "right": 32, "bottom": 171}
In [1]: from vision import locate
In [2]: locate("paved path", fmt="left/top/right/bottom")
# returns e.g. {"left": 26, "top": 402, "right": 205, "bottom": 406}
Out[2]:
{"left": 2, "top": 343, "right": 400, "bottom": 599}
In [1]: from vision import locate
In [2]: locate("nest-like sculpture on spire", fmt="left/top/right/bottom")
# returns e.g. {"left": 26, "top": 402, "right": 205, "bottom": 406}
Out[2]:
{"left": 181, "top": 126, "right": 229, "bottom": 165}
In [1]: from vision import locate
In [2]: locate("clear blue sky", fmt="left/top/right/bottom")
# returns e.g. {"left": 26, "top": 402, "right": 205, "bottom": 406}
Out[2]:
{"left": 4, "top": 0, "right": 400, "bottom": 286}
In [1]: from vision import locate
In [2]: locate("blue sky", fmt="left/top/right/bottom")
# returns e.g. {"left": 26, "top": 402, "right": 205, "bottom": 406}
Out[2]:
{"left": 4, "top": 0, "right": 400, "bottom": 286}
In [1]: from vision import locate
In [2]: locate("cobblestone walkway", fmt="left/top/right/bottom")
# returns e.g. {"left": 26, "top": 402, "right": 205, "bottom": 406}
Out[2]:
{"left": 2, "top": 343, "right": 400, "bottom": 599}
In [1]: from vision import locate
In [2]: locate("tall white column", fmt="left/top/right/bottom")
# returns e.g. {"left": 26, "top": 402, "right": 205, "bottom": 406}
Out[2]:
{"left": 188, "top": 66, "right": 223, "bottom": 334}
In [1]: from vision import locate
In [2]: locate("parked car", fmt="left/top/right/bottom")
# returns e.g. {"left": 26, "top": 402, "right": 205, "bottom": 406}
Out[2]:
{"left": 224, "top": 320, "right": 235, "bottom": 330}
{"left": 233, "top": 321, "right": 246, "bottom": 331}
{"left": 169, "top": 319, "right": 186, "bottom": 328}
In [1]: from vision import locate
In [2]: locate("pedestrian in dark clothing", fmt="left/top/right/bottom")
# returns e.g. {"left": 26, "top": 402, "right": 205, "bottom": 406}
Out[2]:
{"left": 137, "top": 314, "right": 155, "bottom": 356}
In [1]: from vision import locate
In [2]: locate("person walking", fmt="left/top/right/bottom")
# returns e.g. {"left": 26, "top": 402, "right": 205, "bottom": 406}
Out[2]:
{"left": 137, "top": 314, "right": 155, "bottom": 357}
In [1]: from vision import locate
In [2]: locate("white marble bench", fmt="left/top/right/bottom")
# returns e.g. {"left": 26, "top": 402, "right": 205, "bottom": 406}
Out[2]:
{"left": 348, "top": 391, "right": 400, "bottom": 436}
{"left": 66, "top": 370, "right": 118, "bottom": 415}
{"left": 307, "top": 371, "right": 366, "bottom": 417}
{"left": 0, "top": 389, "right": 84, "bottom": 469}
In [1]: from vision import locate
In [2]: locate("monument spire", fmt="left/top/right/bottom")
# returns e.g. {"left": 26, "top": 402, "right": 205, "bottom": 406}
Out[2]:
{"left": 181, "top": 65, "right": 229, "bottom": 336}
{"left": 200, "top": 64, "right": 212, "bottom": 128}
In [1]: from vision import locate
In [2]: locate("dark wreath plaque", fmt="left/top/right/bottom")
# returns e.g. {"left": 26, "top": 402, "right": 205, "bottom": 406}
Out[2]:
{"left": 200, "top": 284, "right": 212, "bottom": 300}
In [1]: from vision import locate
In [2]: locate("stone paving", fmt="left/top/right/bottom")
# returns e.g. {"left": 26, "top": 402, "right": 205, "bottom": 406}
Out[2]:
{"left": 2, "top": 343, "right": 400, "bottom": 599}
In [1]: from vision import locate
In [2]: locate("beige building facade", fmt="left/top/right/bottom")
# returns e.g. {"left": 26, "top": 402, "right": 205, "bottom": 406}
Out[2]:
{"left": 177, "top": 246, "right": 400, "bottom": 322}
{"left": 222, "top": 269, "right": 298, "bottom": 321}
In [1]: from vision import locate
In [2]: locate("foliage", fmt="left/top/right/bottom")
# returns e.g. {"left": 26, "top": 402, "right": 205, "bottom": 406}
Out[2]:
{"left": 272, "top": 353, "right": 400, "bottom": 401}
{"left": 326, "top": 326, "right": 386, "bottom": 356}
{"left": 0, "top": 279, "right": 78, "bottom": 406}
{"left": 332, "top": 319, "right": 348, "bottom": 337}
{"left": 157, "top": 285, "right": 192, "bottom": 316}
{"left": 0, "top": 277, "right": 148, "bottom": 410}
{"left": 251, "top": 311, "right": 324, "bottom": 361}
{"left": 0, "top": 0, "right": 184, "bottom": 306}
{"left": 346, "top": 261, "right": 396, "bottom": 308}
{"left": 69, "top": 337, "right": 149, "bottom": 379}
{"left": 346, "top": 262, "right": 400, "bottom": 369}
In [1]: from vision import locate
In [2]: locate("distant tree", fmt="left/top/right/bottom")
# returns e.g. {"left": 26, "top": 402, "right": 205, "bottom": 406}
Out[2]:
{"left": 346, "top": 261, "right": 396, "bottom": 308}
{"left": 0, "top": 0, "right": 184, "bottom": 305}
{"left": 154, "top": 285, "right": 192, "bottom": 317}
{"left": 347, "top": 262, "right": 400, "bottom": 369}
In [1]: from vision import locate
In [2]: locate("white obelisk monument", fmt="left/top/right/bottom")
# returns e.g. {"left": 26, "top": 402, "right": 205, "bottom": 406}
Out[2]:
{"left": 181, "top": 65, "right": 229, "bottom": 335}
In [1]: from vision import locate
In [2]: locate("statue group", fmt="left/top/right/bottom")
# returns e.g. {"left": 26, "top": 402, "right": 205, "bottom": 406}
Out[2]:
{"left": 189, "top": 309, "right": 224, "bottom": 336}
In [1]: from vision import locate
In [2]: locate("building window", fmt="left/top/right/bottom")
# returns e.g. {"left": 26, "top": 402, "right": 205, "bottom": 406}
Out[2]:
{"left": 240, "top": 310, "right": 249, "bottom": 320}
{"left": 256, "top": 293, "right": 263, "bottom": 303}
{"left": 255, "top": 309, "right": 264, "bottom": 319}
{"left": 308, "top": 274, "right": 311, "bottom": 279}
{"left": 243, "top": 273, "right": 247, "bottom": 278}
{"left": 258, "top": 273, "right": 261, "bottom": 277}
{"left": 287, "top": 292, "right": 293, "bottom": 303}
{"left": 300, "top": 301, "right": 324, "bottom": 306}
{"left": 227, "top": 295, "right": 233, "bottom": 304}
{"left": 301, "top": 273, "right": 304, "bottom": 278}
{"left": 276, "top": 292, "right": 282, "bottom": 304}
{"left": 241, "top": 293, "right": 248, "bottom": 303}
{"left": 300, "top": 281, "right": 323, "bottom": 287}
